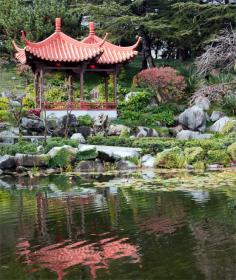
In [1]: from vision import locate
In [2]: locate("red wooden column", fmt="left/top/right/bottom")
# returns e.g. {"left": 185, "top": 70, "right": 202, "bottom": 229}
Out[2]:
{"left": 34, "top": 70, "right": 40, "bottom": 109}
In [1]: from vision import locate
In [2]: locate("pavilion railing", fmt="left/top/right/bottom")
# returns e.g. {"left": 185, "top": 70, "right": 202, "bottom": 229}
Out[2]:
{"left": 43, "top": 101, "right": 117, "bottom": 111}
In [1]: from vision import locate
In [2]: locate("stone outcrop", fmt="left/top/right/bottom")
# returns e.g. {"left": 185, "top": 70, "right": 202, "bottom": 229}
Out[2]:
{"left": 21, "top": 116, "right": 45, "bottom": 133}
{"left": 0, "top": 155, "right": 16, "bottom": 170}
{"left": 209, "top": 117, "right": 230, "bottom": 133}
{"left": 107, "top": 124, "right": 131, "bottom": 136}
{"left": 141, "top": 155, "right": 156, "bottom": 168}
{"left": 71, "top": 133, "right": 86, "bottom": 144}
{"left": 177, "top": 130, "right": 213, "bottom": 140}
{"left": 136, "top": 126, "right": 158, "bottom": 138}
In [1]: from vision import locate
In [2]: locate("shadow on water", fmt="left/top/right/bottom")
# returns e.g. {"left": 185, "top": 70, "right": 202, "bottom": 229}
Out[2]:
{"left": 0, "top": 170, "right": 236, "bottom": 280}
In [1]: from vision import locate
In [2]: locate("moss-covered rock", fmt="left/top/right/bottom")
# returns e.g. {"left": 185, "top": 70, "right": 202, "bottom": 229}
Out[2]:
{"left": 221, "top": 120, "right": 236, "bottom": 134}
{"left": 207, "top": 150, "right": 231, "bottom": 166}
{"left": 184, "top": 147, "right": 205, "bottom": 164}
{"left": 76, "top": 148, "right": 98, "bottom": 162}
{"left": 227, "top": 142, "right": 236, "bottom": 161}
{"left": 156, "top": 147, "right": 185, "bottom": 169}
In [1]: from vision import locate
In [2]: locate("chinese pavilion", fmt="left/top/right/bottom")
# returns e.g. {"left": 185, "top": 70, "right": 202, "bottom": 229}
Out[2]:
{"left": 13, "top": 18, "right": 141, "bottom": 118}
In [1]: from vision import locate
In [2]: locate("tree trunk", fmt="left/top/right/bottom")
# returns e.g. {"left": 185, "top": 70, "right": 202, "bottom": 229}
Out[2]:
{"left": 141, "top": 33, "right": 155, "bottom": 69}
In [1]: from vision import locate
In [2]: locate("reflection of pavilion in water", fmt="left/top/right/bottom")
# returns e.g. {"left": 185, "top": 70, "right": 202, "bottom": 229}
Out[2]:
{"left": 16, "top": 185, "right": 140, "bottom": 279}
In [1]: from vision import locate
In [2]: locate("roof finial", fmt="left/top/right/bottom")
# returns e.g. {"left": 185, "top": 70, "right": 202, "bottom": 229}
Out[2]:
{"left": 55, "top": 18, "right": 61, "bottom": 32}
{"left": 89, "top": 22, "right": 95, "bottom": 35}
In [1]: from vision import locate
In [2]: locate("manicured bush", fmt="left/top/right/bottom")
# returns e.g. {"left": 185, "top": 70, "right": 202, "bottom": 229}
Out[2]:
{"left": 0, "top": 142, "right": 37, "bottom": 156}
{"left": 134, "top": 67, "right": 186, "bottom": 103}
{"left": 227, "top": 142, "right": 236, "bottom": 161}
{"left": 88, "top": 136, "right": 133, "bottom": 147}
{"left": 156, "top": 147, "right": 185, "bottom": 169}
{"left": 184, "top": 147, "right": 205, "bottom": 164}
{"left": 49, "top": 148, "right": 71, "bottom": 169}
{"left": 44, "top": 137, "right": 78, "bottom": 153}
{"left": 207, "top": 150, "right": 231, "bottom": 166}
{"left": 77, "top": 115, "right": 93, "bottom": 127}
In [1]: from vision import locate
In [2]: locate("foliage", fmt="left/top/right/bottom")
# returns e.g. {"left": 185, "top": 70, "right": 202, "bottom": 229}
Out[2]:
{"left": 156, "top": 147, "right": 186, "bottom": 169}
{"left": 119, "top": 91, "right": 152, "bottom": 112}
{"left": 48, "top": 148, "right": 71, "bottom": 169}
{"left": 0, "top": 142, "right": 37, "bottom": 156}
{"left": 44, "top": 137, "right": 78, "bottom": 153}
{"left": 134, "top": 67, "right": 186, "bottom": 103}
{"left": 221, "top": 120, "right": 236, "bottom": 134}
{"left": 207, "top": 150, "right": 231, "bottom": 166}
{"left": 184, "top": 147, "right": 205, "bottom": 164}
{"left": 45, "top": 86, "right": 67, "bottom": 102}
{"left": 220, "top": 94, "right": 236, "bottom": 115}
{"left": 76, "top": 148, "right": 98, "bottom": 162}
{"left": 227, "top": 142, "right": 236, "bottom": 161}
{"left": 77, "top": 115, "right": 93, "bottom": 127}
{"left": 88, "top": 135, "right": 133, "bottom": 147}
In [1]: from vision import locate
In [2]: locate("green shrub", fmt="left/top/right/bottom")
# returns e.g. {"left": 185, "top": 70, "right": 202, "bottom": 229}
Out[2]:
{"left": 156, "top": 147, "right": 186, "bottom": 169}
{"left": 193, "top": 161, "right": 205, "bottom": 171}
{"left": 0, "top": 110, "right": 10, "bottom": 122}
{"left": 207, "top": 150, "right": 231, "bottom": 166}
{"left": 184, "top": 147, "right": 205, "bottom": 164}
{"left": 0, "top": 142, "right": 37, "bottom": 156}
{"left": 49, "top": 148, "right": 71, "bottom": 169}
{"left": 221, "top": 120, "right": 236, "bottom": 134}
{"left": 184, "top": 139, "right": 226, "bottom": 150}
{"left": 88, "top": 136, "right": 133, "bottom": 147}
{"left": 76, "top": 148, "right": 98, "bottom": 162}
{"left": 44, "top": 137, "right": 78, "bottom": 153}
{"left": 77, "top": 115, "right": 93, "bottom": 126}
{"left": 227, "top": 142, "right": 236, "bottom": 161}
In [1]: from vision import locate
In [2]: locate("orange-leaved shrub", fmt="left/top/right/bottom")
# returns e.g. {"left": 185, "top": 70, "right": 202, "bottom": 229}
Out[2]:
{"left": 133, "top": 67, "right": 186, "bottom": 103}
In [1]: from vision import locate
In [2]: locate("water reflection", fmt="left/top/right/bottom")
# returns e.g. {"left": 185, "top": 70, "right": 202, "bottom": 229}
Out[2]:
{"left": 0, "top": 172, "right": 236, "bottom": 280}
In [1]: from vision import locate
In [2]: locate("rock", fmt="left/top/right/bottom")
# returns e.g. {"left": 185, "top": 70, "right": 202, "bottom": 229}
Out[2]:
{"left": 210, "top": 111, "right": 225, "bottom": 122}
{"left": 46, "top": 114, "right": 59, "bottom": 132}
{"left": 45, "top": 168, "right": 60, "bottom": 175}
{"left": 15, "top": 154, "right": 49, "bottom": 167}
{"left": 77, "top": 146, "right": 98, "bottom": 161}
{"left": 71, "top": 133, "right": 86, "bottom": 144}
{"left": 170, "top": 125, "right": 184, "bottom": 136}
{"left": 55, "top": 114, "right": 78, "bottom": 137}
{"left": 37, "top": 145, "right": 44, "bottom": 153}
{"left": 207, "top": 164, "right": 224, "bottom": 171}
{"left": 78, "top": 144, "right": 141, "bottom": 162}
{"left": 0, "top": 122, "right": 10, "bottom": 132}
{"left": 0, "top": 155, "right": 16, "bottom": 169}
{"left": 141, "top": 155, "right": 156, "bottom": 168}
{"left": 9, "top": 100, "right": 21, "bottom": 107}
{"left": 156, "top": 147, "right": 185, "bottom": 169}
{"left": 47, "top": 145, "right": 79, "bottom": 163}
{"left": 107, "top": 124, "right": 130, "bottom": 136}
{"left": 209, "top": 117, "right": 230, "bottom": 133}
{"left": 136, "top": 126, "right": 159, "bottom": 138}
{"left": 21, "top": 116, "right": 45, "bottom": 133}
{"left": 184, "top": 147, "right": 204, "bottom": 164}
{"left": 0, "top": 169, "right": 3, "bottom": 175}
{"left": 177, "top": 130, "right": 213, "bottom": 140}
{"left": 116, "top": 160, "right": 137, "bottom": 170}
{"left": 227, "top": 142, "right": 236, "bottom": 161}
{"left": 0, "top": 130, "right": 15, "bottom": 144}
{"left": 77, "top": 126, "right": 92, "bottom": 139}
{"left": 93, "top": 113, "right": 108, "bottom": 135}
{"left": 178, "top": 106, "right": 207, "bottom": 132}
{"left": 125, "top": 92, "right": 138, "bottom": 101}
{"left": 194, "top": 96, "right": 210, "bottom": 111}
{"left": 75, "top": 160, "right": 104, "bottom": 172}
{"left": 16, "top": 166, "right": 29, "bottom": 172}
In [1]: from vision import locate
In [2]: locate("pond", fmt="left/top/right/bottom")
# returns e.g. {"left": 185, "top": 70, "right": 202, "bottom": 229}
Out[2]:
{"left": 0, "top": 170, "right": 236, "bottom": 280}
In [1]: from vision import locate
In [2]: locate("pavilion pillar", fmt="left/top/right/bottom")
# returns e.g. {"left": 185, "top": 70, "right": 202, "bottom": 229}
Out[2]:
{"left": 104, "top": 74, "right": 109, "bottom": 102}
{"left": 39, "top": 69, "right": 44, "bottom": 110}
{"left": 113, "top": 71, "right": 118, "bottom": 102}
{"left": 34, "top": 71, "right": 40, "bottom": 109}
{"left": 68, "top": 74, "right": 73, "bottom": 102}
{"left": 80, "top": 71, "right": 84, "bottom": 102}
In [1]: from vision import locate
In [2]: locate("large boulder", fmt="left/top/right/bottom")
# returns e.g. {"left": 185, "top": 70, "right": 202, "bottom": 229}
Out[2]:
{"left": 107, "top": 124, "right": 131, "bottom": 136}
{"left": 93, "top": 113, "right": 108, "bottom": 135}
{"left": 0, "top": 130, "right": 15, "bottom": 144}
{"left": 178, "top": 106, "right": 207, "bottom": 132}
{"left": 141, "top": 155, "right": 156, "bottom": 168}
{"left": 116, "top": 160, "right": 138, "bottom": 170}
{"left": 176, "top": 130, "right": 213, "bottom": 140}
{"left": 210, "top": 111, "right": 225, "bottom": 122}
{"left": 77, "top": 126, "right": 92, "bottom": 139}
{"left": 78, "top": 144, "right": 141, "bottom": 162}
{"left": 209, "top": 117, "right": 231, "bottom": 133}
{"left": 55, "top": 114, "right": 78, "bottom": 137}
{"left": 15, "top": 154, "right": 49, "bottom": 167}
{"left": 21, "top": 116, "right": 45, "bottom": 133}
{"left": 75, "top": 159, "right": 104, "bottom": 172}
{"left": 0, "top": 155, "right": 16, "bottom": 169}
{"left": 194, "top": 96, "right": 210, "bottom": 111}
{"left": 156, "top": 147, "right": 185, "bottom": 169}
{"left": 71, "top": 133, "right": 86, "bottom": 144}
{"left": 136, "top": 126, "right": 159, "bottom": 138}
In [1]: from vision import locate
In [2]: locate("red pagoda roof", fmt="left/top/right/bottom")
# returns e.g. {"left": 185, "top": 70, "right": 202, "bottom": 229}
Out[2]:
{"left": 82, "top": 22, "right": 141, "bottom": 64}
{"left": 13, "top": 18, "right": 104, "bottom": 64}
{"left": 13, "top": 18, "right": 141, "bottom": 65}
